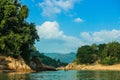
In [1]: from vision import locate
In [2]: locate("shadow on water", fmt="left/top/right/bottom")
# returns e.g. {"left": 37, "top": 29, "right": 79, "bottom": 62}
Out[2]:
{"left": 76, "top": 70, "right": 120, "bottom": 80}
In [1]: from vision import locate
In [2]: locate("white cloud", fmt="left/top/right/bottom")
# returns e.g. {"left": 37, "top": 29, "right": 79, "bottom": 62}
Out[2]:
{"left": 74, "top": 17, "right": 83, "bottom": 23}
{"left": 80, "top": 29, "right": 120, "bottom": 44}
{"left": 55, "top": 0, "right": 78, "bottom": 11}
{"left": 36, "top": 21, "right": 120, "bottom": 53}
{"left": 37, "top": 21, "right": 63, "bottom": 39}
{"left": 81, "top": 32, "right": 92, "bottom": 41}
{"left": 39, "top": 0, "right": 79, "bottom": 18}
{"left": 36, "top": 21, "right": 84, "bottom": 53}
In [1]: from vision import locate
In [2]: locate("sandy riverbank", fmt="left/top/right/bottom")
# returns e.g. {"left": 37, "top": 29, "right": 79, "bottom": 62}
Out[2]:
{"left": 57, "top": 62, "right": 120, "bottom": 71}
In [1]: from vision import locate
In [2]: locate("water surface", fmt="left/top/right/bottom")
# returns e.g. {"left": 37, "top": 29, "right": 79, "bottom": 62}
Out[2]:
{"left": 0, "top": 70, "right": 120, "bottom": 80}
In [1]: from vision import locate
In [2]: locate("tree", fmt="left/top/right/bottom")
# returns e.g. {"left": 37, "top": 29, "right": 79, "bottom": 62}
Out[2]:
{"left": 76, "top": 45, "right": 98, "bottom": 64}
{"left": 0, "top": 0, "right": 39, "bottom": 59}
{"left": 100, "top": 41, "right": 120, "bottom": 65}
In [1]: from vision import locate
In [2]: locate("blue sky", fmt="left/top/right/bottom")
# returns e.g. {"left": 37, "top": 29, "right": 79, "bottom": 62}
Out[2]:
{"left": 22, "top": 0, "right": 120, "bottom": 53}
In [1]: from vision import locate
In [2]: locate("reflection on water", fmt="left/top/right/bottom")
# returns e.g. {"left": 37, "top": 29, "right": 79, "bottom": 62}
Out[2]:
{"left": 0, "top": 72, "right": 30, "bottom": 80}
{"left": 0, "top": 70, "right": 120, "bottom": 80}
{"left": 76, "top": 70, "right": 120, "bottom": 80}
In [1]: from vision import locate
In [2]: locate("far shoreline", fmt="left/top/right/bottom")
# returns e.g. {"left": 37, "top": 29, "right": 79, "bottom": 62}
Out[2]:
{"left": 57, "top": 62, "right": 120, "bottom": 71}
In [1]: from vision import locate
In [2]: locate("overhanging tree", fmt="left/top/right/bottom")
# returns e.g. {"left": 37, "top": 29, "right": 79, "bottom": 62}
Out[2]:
{"left": 0, "top": 0, "right": 39, "bottom": 58}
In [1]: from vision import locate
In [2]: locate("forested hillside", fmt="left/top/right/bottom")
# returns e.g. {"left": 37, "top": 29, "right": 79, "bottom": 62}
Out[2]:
{"left": 76, "top": 41, "right": 120, "bottom": 65}
{"left": 30, "top": 51, "right": 67, "bottom": 67}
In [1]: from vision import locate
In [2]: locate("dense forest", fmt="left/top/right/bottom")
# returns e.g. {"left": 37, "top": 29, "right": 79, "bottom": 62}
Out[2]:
{"left": 76, "top": 41, "right": 120, "bottom": 65}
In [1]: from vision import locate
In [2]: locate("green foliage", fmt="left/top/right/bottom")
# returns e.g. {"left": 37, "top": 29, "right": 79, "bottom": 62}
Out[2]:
{"left": 76, "top": 45, "right": 98, "bottom": 64}
{"left": 0, "top": 0, "right": 39, "bottom": 58}
{"left": 76, "top": 41, "right": 120, "bottom": 65}
{"left": 97, "top": 44, "right": 106, "bottom": 58}
{"left": 100, "top": 57, "right": 118, "bottom": 65}
{"left": 100, "top": 41, "right": 120, "bottom": 65}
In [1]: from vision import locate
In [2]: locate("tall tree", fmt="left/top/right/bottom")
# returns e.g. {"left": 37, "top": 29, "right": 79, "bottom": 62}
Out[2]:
{"left": 0, "top": 0, "right": 39, "bottom": 59}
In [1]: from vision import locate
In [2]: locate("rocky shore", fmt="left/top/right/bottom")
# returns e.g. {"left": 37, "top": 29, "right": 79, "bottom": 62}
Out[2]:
{"left": 0, "top": 56, "right": 56, "bottom": 73}
{"left": 57, "top": 62, "right": 120, "bottom": 70}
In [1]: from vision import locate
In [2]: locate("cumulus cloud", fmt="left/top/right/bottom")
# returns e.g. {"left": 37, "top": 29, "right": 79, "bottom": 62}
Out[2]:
{"left": 37, "top": 21, "right": 63, "bottom": 39}
{"left": 36, "top": 21, "right": 120, "bottom": 53}
{"left": 36, "top": 21, "right": 84, "bottom": 53}
{"left": 39, "top": 0, "right": 79, "bottom": 17}
{"left": 74, "top": 17, "right": 83, "bottom": 23}
{"left": 80, "top": 29, "right": 120, "bottom": 44}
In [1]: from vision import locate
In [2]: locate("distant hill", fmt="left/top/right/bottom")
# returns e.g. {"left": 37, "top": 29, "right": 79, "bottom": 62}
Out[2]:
{"left": 30, "top": 51, "right": 67, "bottom": 67}
{"left": 44, "top": 52, "right": 76, "bottom": 63}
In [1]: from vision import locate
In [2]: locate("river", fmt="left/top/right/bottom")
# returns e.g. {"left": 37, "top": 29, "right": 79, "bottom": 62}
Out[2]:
{"left": 0, "top": 70, "right": 120, "bottom": 80}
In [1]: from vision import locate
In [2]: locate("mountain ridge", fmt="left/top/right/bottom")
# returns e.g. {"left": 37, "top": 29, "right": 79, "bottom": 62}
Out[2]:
{"left": 44, "top": 52, "right": 76, "bottom": 63}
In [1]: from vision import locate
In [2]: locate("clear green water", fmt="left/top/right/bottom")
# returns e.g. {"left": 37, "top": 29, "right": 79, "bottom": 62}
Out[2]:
{"left": 0, "top": 70, "right": 120, "bottom": 80}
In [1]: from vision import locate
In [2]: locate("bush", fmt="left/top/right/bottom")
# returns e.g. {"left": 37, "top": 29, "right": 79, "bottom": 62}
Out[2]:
{"left": 100, "top": 57, "right": 118, "bottom": 65}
